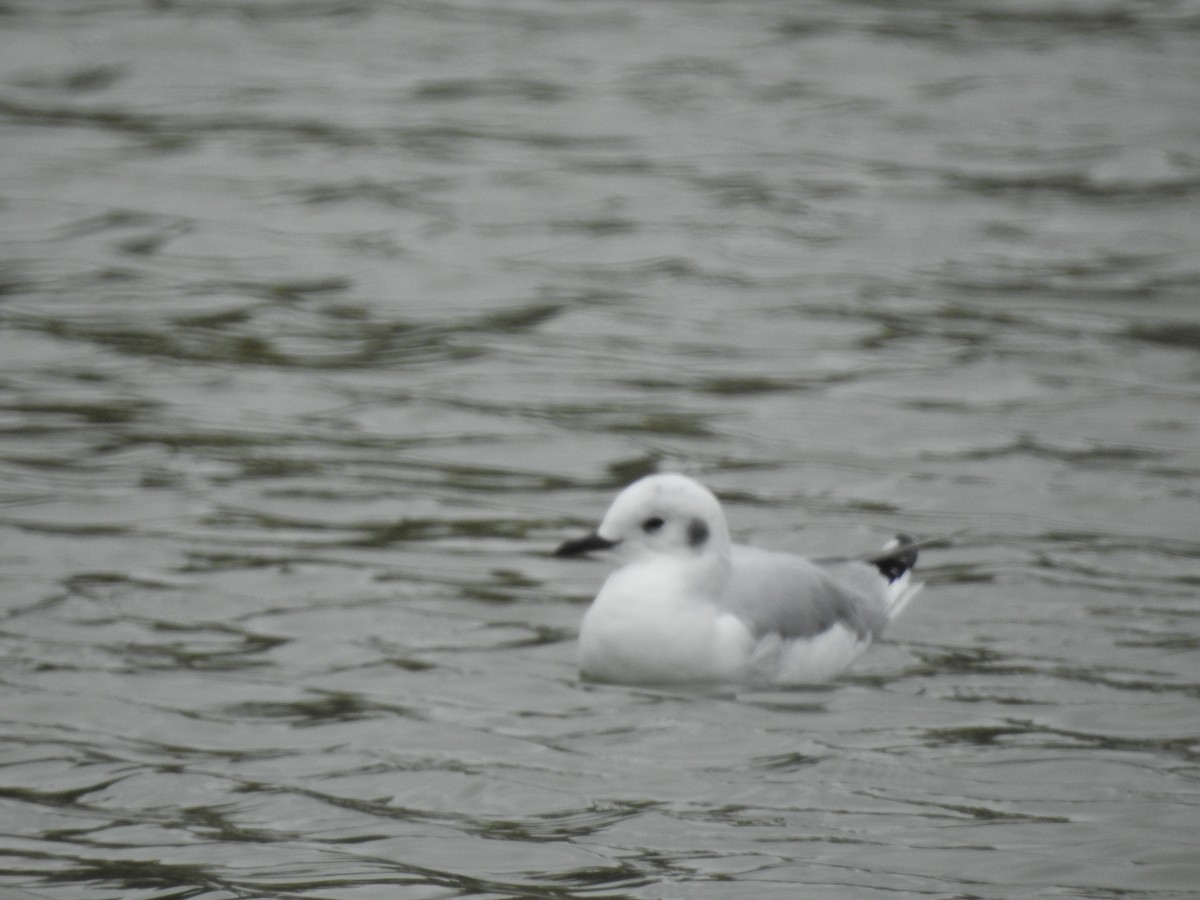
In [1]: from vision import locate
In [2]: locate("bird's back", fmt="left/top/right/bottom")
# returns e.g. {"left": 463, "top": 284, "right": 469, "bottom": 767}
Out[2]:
{"left": 723, "top": 541, "right": 920, "bottom": 643}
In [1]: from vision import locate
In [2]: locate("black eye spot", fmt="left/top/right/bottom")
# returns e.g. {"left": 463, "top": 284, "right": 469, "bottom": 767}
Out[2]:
{"left": 641, "top": 516, "right": 665, "bottom": 534}
{"left": 687, "top": 518, "right": 709, "bottom": 548}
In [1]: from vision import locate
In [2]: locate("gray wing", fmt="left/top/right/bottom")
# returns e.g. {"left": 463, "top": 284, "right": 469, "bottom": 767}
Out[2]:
{"left": 721, "top": 545, "right": 892, "bottom": 641}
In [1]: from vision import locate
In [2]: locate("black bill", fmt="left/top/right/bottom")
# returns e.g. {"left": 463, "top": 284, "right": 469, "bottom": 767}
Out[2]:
{"left": 554, "top": 532, "right": 618, "bottom": 557}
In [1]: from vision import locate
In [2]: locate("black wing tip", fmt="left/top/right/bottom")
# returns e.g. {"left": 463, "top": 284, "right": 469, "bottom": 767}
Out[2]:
{"left": 871, "top": 533, "right": 919, "bottom": 583}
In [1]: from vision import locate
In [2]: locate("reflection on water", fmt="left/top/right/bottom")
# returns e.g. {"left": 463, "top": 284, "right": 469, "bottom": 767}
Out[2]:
{"left": 1, "top": 0, "right": 1198, "bottom": 897}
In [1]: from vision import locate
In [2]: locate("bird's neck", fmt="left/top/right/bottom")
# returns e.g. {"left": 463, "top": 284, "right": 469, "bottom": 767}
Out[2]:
{"left": 618, "top": 552, "right": 730, "bottom": 607}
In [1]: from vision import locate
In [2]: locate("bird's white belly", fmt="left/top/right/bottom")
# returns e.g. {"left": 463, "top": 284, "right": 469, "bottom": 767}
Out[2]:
{"left": 578, "top": 573, "right": 752, "bottom": 684}
{"left": 749, "top": 623, "right": 871, "bottom": 684}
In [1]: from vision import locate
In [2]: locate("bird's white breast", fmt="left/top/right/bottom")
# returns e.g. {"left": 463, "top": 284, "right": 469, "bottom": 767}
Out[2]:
{"left": 578, "top": 560, "right": 752, "bottom": 684}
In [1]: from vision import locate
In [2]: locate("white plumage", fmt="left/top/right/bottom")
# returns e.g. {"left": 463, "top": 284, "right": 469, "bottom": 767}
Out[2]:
{"left": 555, "top": 473, "right": 921, "bottom": 686}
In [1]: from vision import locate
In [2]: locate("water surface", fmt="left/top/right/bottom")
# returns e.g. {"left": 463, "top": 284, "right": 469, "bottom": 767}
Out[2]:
{"left": 1, "top": 1, "right": 1199, "bottom": 897}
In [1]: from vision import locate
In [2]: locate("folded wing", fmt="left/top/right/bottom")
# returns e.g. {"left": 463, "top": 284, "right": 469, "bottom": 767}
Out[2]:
{"left": 723, "top": 538, "right": 919, "bottom": 642}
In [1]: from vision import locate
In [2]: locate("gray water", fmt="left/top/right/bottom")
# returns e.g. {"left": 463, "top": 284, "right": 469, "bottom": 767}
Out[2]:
{"left": 2, "top": 1, "right": 1199, "bottom": 898}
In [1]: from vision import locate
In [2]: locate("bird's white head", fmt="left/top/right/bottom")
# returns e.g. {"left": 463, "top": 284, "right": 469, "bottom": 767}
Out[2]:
{"left": 556, "top": 473, "right": 732, "bottom": 565}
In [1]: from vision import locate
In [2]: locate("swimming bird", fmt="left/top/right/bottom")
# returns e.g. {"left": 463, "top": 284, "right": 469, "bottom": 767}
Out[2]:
{"left": 555, "top": 473, "right": 921, "bottom": 685}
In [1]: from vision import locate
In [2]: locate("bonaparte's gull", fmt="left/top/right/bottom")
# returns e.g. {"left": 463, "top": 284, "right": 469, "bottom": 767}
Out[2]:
{"left": 555, "top": 473, "right": 921, "bottom": 685}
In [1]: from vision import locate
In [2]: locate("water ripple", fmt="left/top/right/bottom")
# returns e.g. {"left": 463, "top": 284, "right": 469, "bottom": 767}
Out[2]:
{"left": 1, "top": 0, "right": 1198, "bottom": 897}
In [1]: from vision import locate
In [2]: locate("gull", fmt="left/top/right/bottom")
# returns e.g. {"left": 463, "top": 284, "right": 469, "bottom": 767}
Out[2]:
{"left": 555, "top": 473, "right": 922, "bottom": 686}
